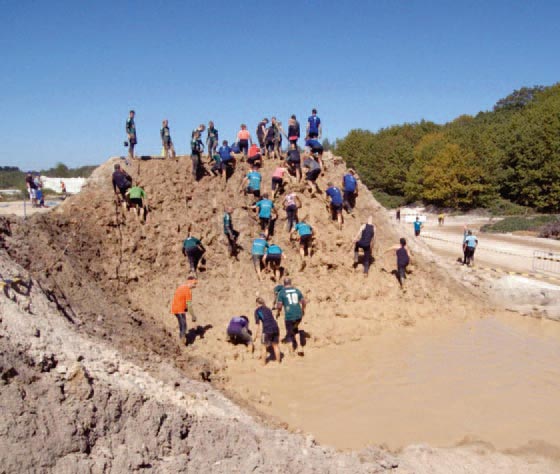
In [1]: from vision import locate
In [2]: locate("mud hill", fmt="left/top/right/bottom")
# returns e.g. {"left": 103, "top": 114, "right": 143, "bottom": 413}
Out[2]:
{"left": 2, "top": 153, "right": 558, "bottom": 473}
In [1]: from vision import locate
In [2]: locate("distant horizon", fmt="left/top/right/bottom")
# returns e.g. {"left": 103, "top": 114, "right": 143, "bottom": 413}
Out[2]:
{"left": 3, "top": 1, "right": 559, "bottom": 170}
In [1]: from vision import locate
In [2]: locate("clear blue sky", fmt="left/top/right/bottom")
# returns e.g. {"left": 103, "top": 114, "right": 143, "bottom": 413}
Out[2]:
{"left": 2, "top": 0, "right": 559, "bottom": 170}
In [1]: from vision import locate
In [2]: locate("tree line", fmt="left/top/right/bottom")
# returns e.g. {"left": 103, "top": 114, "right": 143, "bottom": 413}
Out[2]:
{"left": 0, "top": 163, "right": 96, "bottom": 190}
{"left": 336, "top": 84, "right": 560, "bottom": 212}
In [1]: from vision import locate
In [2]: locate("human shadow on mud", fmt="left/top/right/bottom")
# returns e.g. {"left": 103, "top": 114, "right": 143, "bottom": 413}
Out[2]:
{"left": 186, "top": 324, "right": 213, "bottom": 346}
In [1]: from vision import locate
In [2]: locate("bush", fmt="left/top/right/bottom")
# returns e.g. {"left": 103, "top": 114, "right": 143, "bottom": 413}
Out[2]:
{"left": 481, "top": 215, "right": 559, "bottom": 233}
{"left": 486, "top": 197, "right": 533, "bottom": 216}
{"left": 372, "top": 190, "right": 407, "bottom": 209}
{"left": 539, "top": 222, "right": 560, "bottom": 239}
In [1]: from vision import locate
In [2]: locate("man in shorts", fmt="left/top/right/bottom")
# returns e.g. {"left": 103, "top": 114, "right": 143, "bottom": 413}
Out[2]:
{"left": 263, "top": 242, "right": 284, "bottom": 282}
{"left": 125, "top": 182, "right": 148, "bottom": 222}
{"left": 276, "top": 278, "right": 306, "bottom": 356}
{"left": 206, "top": 121, "right": 219, "bottom": 159}
{"left": 240, "top": 166, "right": 262, "bottom": 202}
{"left": 170, "top": 276, "right": 198, "bottom": 344}
{"left": 352, "top": 216, "right": 375, "bottom": 276}
{"left": 182, "top": 233, "right": 206, "bottom": 275}
{"left": 286, "top": 143, "right": 302, "bottom": 181}
{"left": 247, "top": 143, "right": 262, "bottom": 168}
{"left": 306, "top": 108, "right": 321, "bottom": 139}
{"left": 292, "top": 221, "right": 314, "bottom": 269}
{"left": 302, "top": 155, "right": 321, "bottom": 195}
{"left": 342, "top": 169, "right": 358, "bottom": 214}
{"left": 385, "top": 238, "right": 411, "bottom": 290}
{"left": 305, "top": 138, "right": 324, "bottom": 169}
{"left": 271, "top": 165, "right": 289, "bottom": 199}
{"left": 254, "top": 297, "right": 281, "bottom": 365}
{"left": 463, "top": 230, "right": 478, "bottom": 266}
{"left": 160, "top": 119, "right": 176, "bottom": 159}
{"left": 226, "top": 316, "right": 254, "bottom": 352}
{"left": 414, "top": 216, "right": 423, "bottom": 237}
{"left": 190, "top": 131, "right": 205, "bottom": 181}
{"left": 218, "top": 140, "right": 234, "bottom": 181}
{"left": 283, "top": 189, "right": 301, "bottom": 232}
{"left": 251, "top": 233, "right": 269, "bottom": 280}
{"left": 326, "top": 182, "right": 344, "bottom": 229}
{"left": 25, "top": 172, "right": 38, "bottom": 207}
{"left": 112, "top": 163, "right": 132, "bottom": 210}
{"left": 256, "top": 118, "right": 268, "bottom": 153}
{"left": 126, "top": 110, "right": 137, "bottom": 162}
{"left": 253, "top": 193, "right": 277, "bottom": 239}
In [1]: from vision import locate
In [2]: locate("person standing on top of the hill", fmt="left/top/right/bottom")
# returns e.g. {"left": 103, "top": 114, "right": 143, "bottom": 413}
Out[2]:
{"left": 307, "top": 108, "right": 321, "bottom": 140}
{"left": 302, "top": 154, "right": 321, "bottom": 196}
{"left": 305, "top": 138, "right": 324, "bottom": 169}
{"left": 192, "top": 123, "right": 206, "bottom": 138}
{"left": 342, "top": 169, "right": 358, "bottom": 214}
{"left": 125, "top": 110, "right": 137, "bottom": 163}
{"left": 353, "top": 216, "right": 375, "bottom": 276}
{"left": 240, "top": 165, "right": 262, "bottom": 202}
{"left": 286, "top": 143, "right": 302, "bottom": 182}
{"left": 283, "top": 189, "right": 301, "bottom": 232}
{"left": 223, "top": 206, "right": 240, "bottom": 258}
{"left": 218, "top": 140, "right": 235, "bottom": 181}
{"left": 413, "top": 216, "right": 423, "bottom": 237}
{"left": 206, "top": 121, "right": 219, "bottom": 159}
{"left": 291, "top": 220, "right": 314, "bottom": 269}
{"left": 251, "top": 233, "right": 269, "bottom": 280}
{"left": 256, "top": 118, "right": 268, "bottom": 154}
{"left": 125, "top": 182, "right": 148, "bottom": 222}
{"left": 271, "top": 164, "right": 289, "bottom": 199}
{"left": 264, "top": 242, "right": 284, "bottom": 282}
{"left": 190, "top": 131, "right": 205, "bottom": 181}
{"left": 112, "top": 163, "right": 132, "bottom": 210}
{"left": 237, "top": 124, "right": 252, "bottom": 158}
{"left": 276, "top": 278, "right": 306, "bottom": 356}
{"left": 253, "top": 193, "right": 277, "bottom": 239}
{"left": 265, "top": 117, "right": 280, "bottom": 160}
{"left": 254, "top": 297, "right": 281, "bottom": 365}
{"left": 462, "top": 229, "right": 478, "bottom": 266}
{"left": 182, "top": 233, "right": 206, "bottom": 275}
{"left": 288, "top": 115, "right": 300, "bottom": 146}
{"left": 171, "top": 276, "right": 198, "bottom": 344}
{"left": 160, "top": 119, "right": 176, "bottom": 159}
{"left": 326, "top": 182, "right": 344, "bottom": 230}
{"left": 385, "top": 238, "right": 411, "bottom": 290}
{"left": 226, "top": 316, "right": 254, "bottom": 352}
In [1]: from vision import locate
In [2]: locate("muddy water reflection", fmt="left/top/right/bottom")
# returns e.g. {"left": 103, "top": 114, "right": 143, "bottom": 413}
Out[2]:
{"left": 242, "top": 315, "right": 560, "bottom": 450}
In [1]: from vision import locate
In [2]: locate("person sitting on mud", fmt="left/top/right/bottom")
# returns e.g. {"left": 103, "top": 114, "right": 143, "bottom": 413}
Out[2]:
{"left": 352, "top": 216, "right": 375, "bottom": 277}
{"left": 276, "top": 278, "right": 306, "bottom": 356}
{"left": 291, "top": 220, "right": 314, "bottom": 269}
{"left": 283, "top": 189, "right": 301, "bottom": 232}
{"left": 171, "top": 276, "right": 198, "bottom": 344}
{"left": 182, "top": 233, "right": 206, "bottom": 275}
{"left": 252, "top": 193, "right": 277, "bottom": 239}
{"left": 263, "top": 242, "right": 284, "bottom": 282}
{"left": 325, "top": 182, "right": 344, "bottom": 230}
{"left": 463, "top": 230, "right": 478, "bottom": 266}
{"left": 254, "top": 297, "right": 281, "bottom": 365}
{"left": 385, "top": 238, "right": 411, "bottom": 290}
{"left": 125, "top": 182, "right": 148, "bottom": 222}
{"left": 251, "top": 233, "right": 269, "bottom": 280}
{"left": 286, "top": 143, "right": 302, "bottom": 182}
{"left": 240, "top": 166, "right": 262, "bottom": 202}
{"left": 302, "top": 154, "right": 321, "bottom": 196}
{"left": 342, "top": 169, "right": 358, "bottom": 214}
{"left": 223, "top": 206, "right": 240, "bottom": 258}
{"left": 112, "top": 163, "right": 132, "bottom": 210}
{"left": 247, "top": 143, "right": 262, "bottom": 168}
{"left": 226, "top": 316, "right": 254, "bottom": 352}
{"left": 271, "top": 165, "right": 289, "bottom": 199}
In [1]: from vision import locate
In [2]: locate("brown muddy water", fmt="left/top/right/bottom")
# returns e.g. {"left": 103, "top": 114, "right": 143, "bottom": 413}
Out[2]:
{"left": 232, "top": 314, "right": 560, "bottom": 451}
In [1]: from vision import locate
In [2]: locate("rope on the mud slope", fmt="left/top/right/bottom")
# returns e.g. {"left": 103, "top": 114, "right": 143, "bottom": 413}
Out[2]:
{"left": 421, "top": 233, "right": 531, "bottom": 259}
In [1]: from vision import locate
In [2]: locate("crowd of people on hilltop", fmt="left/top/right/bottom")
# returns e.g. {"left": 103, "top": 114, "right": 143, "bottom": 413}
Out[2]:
{"left": 114, "top": 107, "right": 422, "bottom": 366}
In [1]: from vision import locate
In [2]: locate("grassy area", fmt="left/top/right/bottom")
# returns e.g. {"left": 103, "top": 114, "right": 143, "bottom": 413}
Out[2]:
{"left": 486, "top": 197, "right": 532, "bottom": 216}
{"left": 371, "top": 190, "right": 407, "bottom": 209}
{"left": 481, "top": 215, "right": 560, "bottom": 233}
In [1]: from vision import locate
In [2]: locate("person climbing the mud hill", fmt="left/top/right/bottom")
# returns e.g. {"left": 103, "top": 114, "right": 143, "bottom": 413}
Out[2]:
{"left": 125, "top": 110, "right": 137, "bottom": 163}
{"left": 305, "top": 138, "right": 324, "bottom": 169}
{"left": 254, "top": 297, "right": 281, "bottom": 365}
{"left": 342, "top": 169, "right": 358, "bottom": 214}
{"left": 302, "top": 154, "right": 321, "bottom": 196}
{"left": 125, "top": 182, "right": 148, "bottom": 222}
{"left": 252, "top": 193, "right": 277, "bottom": 239}
{"left": 251, "top": 233, "right": 269, "bottom": 280}
{"left": 237, "top": 124, "right": 252, "bottom": 158}
{"left": 226, "top": 316, "right": 254, "bottom": 352}
{"left": 326, "top": 182, "right": 344, "bottom": 230}
{"left": 306, "top": 108, "right": 321, "bottom": 140}
{"left": 283, "top": 189, "right": 301, "bottom": 232}
{"left": 112, "top": 163, "right": 133, "bottom": 210}
{"left": 385, "top": 238, "right": 411, "bottom": 290}
{"left": 190, "top": 131, "right": 206, "bottom": 181}
{"left": 276, "top": 278, "right": 306, "bottom": 356}
{"left": 247, "top": 143, "right": 262, "bottom": 168}
{"left": 223, "top": 206, "right": 240, "bottom": 258}
{"left": 182, "top": 233, "right": 206, "bottom": 275}
{"left": 206, "top": 121, "right": 219, "bottom": 159}
{"left": 210, "top": 153, "right": 222, "bottom": 177}
{"left": 160, "top": 119, "right": 176, "bottom": 159}
{"left": 264, "top": 242, "right": 285, "bottom": 282}
{"left": 218, "top": 140, "right": 235, "bottom": 181}
{"left": 288, "top": 114, "right": 300, "bottom": 146}
{"left": 265, "top": 117, "right": 281, "bottom": 160}
{"left": 171, "top": 276, "right": 198, "bottom": 344}
{"left": 462, "top": 229, "right": 478, "bottom": 266}
{"left": 271, "top": 164, "right": 289, "bottom": 199}
{"left": 413, "top": 216, "right": 423, "bottom": 237}
{"left": 240, "top": 165, "right": 262, "bottom": 202}
{"left": 352, "top": 216, "right": 375, "bottom": 276}
{"left": 286, "top": 143, "right": 302, "bottom": 182}
{"left": 291, "top": 220, "right": 314, "bottom": 269}
{"left": 256, "top": 118, "right": 268, "bottom": 154}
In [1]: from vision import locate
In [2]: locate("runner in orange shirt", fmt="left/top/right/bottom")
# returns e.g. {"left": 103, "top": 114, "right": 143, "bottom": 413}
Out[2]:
{"left": 171, "top": 276, "right": 198, "bottom": 343}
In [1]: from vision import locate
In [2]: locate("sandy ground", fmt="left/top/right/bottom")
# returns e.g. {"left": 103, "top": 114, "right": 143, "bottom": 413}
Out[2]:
{"left": 0, "top": 199, "right": 61, "bottom": 217}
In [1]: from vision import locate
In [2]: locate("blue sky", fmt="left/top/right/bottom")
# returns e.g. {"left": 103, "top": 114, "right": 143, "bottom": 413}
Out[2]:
{"left": 1, "top": 0, "right": 559, "bottom": 170}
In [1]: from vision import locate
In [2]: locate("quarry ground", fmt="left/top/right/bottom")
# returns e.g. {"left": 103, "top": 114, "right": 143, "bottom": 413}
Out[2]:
{"left": 1, "top": 153, "right": 560, "bottom": 473}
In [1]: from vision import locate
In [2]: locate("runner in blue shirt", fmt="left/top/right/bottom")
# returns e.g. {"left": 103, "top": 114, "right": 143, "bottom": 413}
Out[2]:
{"left": 264, "top": 242, "right": 284, "bottom": 282}
{"left": 240, "top": 166, "right": 262, "bottom": 201}
{"left": 306, "top": 108, "right": 321, "bottom": 139}
{"left": 326, "top": 182, "right": 344, "bottom": 229}
{"left": 252, "top": 193, "right": 277, "bottom": 239}
{"left": 305, "top": 138, "right": 324, "bottom": 169}
{"left": 413, "top": 217, "right": 423, "bottom": 237}
{"left": 291, "top": 221, "right": 314, "bottom": 268}
{"left": 342, "top": 169, "right": 358, "bottom": 214}
{"left": 218, "top": 140, "right": 234, "bottom": 181}
{"left": 462, "top": 230, "right": 478, "bottom": 266}
{"left": 251, "top": 233, "right": 269, "bottom": 280}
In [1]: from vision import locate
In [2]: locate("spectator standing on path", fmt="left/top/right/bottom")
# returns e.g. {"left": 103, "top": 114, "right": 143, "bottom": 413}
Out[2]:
{"left": 384, "top": 238, "right": 411, "bottom": 290}
{"left": 353, "top": 216, "right": 375, "bottom": 276}
{"left": 170, "top": 276, "right": 198, "bottom": 344}
{"left": 463, "top": 229, "right": 478, "bottom": 266}
{"left": 160, "top": 119, "right": 176, "bottom": 159}
{"left": 223, "top": 206, "right": 240, "bottom": 258}
{"left": 182, "top": 233, "right": 206, "bottom": 275}
{"left": 206, "top": 121, "right": 219, "bottom": 159}
{"left": 125, "top": 110, "right": 137, "bottom": 162}
{"left": 254, "top": 297, "right": 281, "bottom": 365}
{"left": 414, "top": 216, "right": 423, "bottom": 237}
{"left": 342, "top": 169, "right": 358, "bottom": 214}
{"left": 276, "top": 278, "right": 307, "bottom": 356}
{"left": 306, "top": 108, "right": 321, "bottom": 139}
